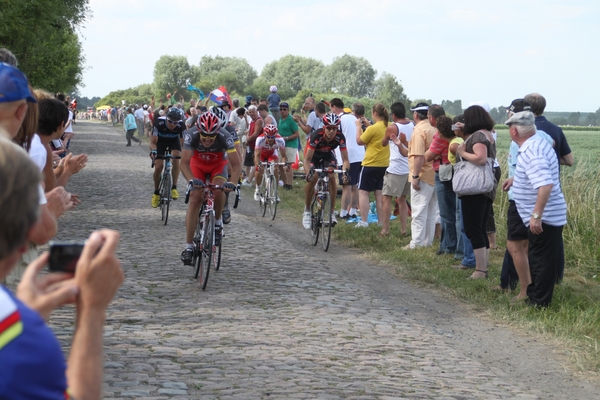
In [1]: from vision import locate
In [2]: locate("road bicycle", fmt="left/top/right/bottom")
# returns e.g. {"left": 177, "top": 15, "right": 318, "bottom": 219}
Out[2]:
{"left": 258, "top": 161, "right": 287, "bottom": 220}
{"left": 152, "top": 152, "right": 181, "bottom": 226}
{"left": 185, "top": 181, "right": 224, "bottom": 290}
{"left": 309, "top": 168, "right": 344, "bottom": 252}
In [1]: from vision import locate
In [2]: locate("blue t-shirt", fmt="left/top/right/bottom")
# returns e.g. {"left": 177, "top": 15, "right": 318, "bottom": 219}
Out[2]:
{"left": 534, "top": 116, "right": 571, "bottom": 174}
{"left": 267, "top": 93, "right": 281, "bottom": 110}
{"left": 0, "top": 287, "right": 68, "bottom": 399}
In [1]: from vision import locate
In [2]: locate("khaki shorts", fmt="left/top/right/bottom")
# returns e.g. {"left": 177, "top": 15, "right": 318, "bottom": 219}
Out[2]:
{"left": 382, "top": 172, "right": 410, "bottom": 197}
{"left": 285, "top": 147, "right": 297, "bottom": 163}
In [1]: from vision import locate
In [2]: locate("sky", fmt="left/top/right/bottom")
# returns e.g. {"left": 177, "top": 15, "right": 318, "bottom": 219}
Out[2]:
{"left": 78, "top": 0, "right": 600, "bottom": 113}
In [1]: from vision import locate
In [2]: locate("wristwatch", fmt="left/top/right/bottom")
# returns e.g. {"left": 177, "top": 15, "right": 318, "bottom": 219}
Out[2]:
{"left": 532, "top": 213, "right": 541, "bottom": 219}
{"left": 412, "top": 175, "right": 420, "bottom": 179}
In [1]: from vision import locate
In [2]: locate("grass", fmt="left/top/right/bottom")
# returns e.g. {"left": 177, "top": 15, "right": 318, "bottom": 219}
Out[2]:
{"left": 263, "top": 129, "right": 600, "bottom": 374}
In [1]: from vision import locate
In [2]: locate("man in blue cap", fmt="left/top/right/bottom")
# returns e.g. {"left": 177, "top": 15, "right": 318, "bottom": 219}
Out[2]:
{"left": 0, "top": 62, "right": 37, "bottom": 138}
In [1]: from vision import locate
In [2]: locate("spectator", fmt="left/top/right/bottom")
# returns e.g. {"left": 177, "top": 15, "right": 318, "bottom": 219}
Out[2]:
{"left": 403, "top": 103, "right": 437, "bottom": 249}
{"left": 257, "top": 104, "right": 277, "bottom": 127}
{"left": 244, "top": 105, "right": 263, "bottom": 185}
{"left": 124, "top": 107, "right": 140, "bottom": 146}
{"left": 134, "top": 104, "right": 146, "bottom": 138}
{"left": 267, "top": 86, "right": 281, "bottom": 122}
{"left": 355, "top": 103, "right": 390, "bottom": 228}
{"left": 455, "top": 105, "right": 497, "bottom": 279}
{"left": 277, "top": 102, "right": 300, "bottom": 190}
{"left": 381, "top": 102, "right": 414, "bottom": 236}
{"left": 524, "top": 92, "right": 573, "bottom": 284}
{"left": 0, "top": 136, "right": 124, "bottom": 398}
{"left": 0, "top": 48, "right": 18, "bottom": 66}
{"left": 506, "top": 110, "right": 567, "bottom": 306}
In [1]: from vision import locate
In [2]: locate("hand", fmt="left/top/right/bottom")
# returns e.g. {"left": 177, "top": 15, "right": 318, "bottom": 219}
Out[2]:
{"left": 75, "top": 230, "right": 124, "bottom": 311}
{"left": 223, "top": 182, "right": 236, "bottom": 192}
{"left": 456, "top": 142, "right": 466, "bottom": 158}
{"left": 190, "top": 179, "right": 204, "bottom": 188}
{"left": 52, "top": 151, "right": 62, "bottom": 164}
{"left": 529, "top": 217, "right": 543, "bottom": 235}
{"left": 150, "top": 151, "right": 157, "bottom": 159}
{"left": 256, "top": 163, "right": 262, "bottom": 171}
{"left": 65, "top": 153, "right": 88, "bottom": 174}
{"left": 284, "top": 164, "right": 290, "bottom": 173}
{"left": 400, "top": 132, "right": 407, "bottom": 146}
{"left": 341, "top": 170, "right": 349, "bottom": 184}
{"left": 70, "top": 193, "right": 81, "bottom": 207}
{"left": 411, "top": 178, "right": 420, "bottom": 191}
{"left": 17, "top": 253, "right": 79, "bottom": 320}
{"left": 46, "top": 186, "right": 74, "bottom": 217}
{"left": 502, "top": 177, "right": 514, "bottom": 192}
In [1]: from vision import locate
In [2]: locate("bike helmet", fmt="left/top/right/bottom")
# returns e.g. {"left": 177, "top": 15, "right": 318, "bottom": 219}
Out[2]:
{"left": 166, "top": 107, "right": 183, "bottom": 122}
{"left": 209, "top": 106, "right": 228, "bottom": 129}
{"left": 196, "top": 111, "right": 220, "bottom": 135}
{"left": 322, "top": 112, "right": 341, "bottom": 128}
{"left": 263, "top": 124, "right": 278, "bottom": 137}
{"left": 270, "top": 85, "right": 278, "bottom": 93}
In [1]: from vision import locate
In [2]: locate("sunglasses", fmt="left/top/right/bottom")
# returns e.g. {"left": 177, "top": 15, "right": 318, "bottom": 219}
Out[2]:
{"left": 265, "top": 134, "right": 276, "bottom": 139}
{"left": 200, "top": 133, "right": 217, "bottom": 139}
{"left": 324, "top": 126, "right": 337, "bottom": 131}
{"left": 166, "top": 119, "right": 178, "bottom": 124}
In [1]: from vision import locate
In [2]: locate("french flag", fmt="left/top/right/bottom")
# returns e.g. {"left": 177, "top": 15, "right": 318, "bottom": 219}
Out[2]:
{"left": 209, "top": 86, "right": 232, "bottom": 106}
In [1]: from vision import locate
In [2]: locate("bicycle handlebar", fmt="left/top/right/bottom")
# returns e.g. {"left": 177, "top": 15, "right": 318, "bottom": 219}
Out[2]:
{"left": 259, "top": 161, "right": 289, "bottom": 166}
{"left": 155, "top": 155, "right": 182, "bottom": 160}
{"left": 313, "top": 168, "right": 345, "bottom": 174}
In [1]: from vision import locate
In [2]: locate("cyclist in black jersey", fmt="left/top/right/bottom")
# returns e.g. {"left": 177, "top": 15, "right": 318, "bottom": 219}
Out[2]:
{"left": 302, "top": 113, "right": 350, "bottom": 229}
{"left": 150, "top": 107, "right": 186, "bottom": 207}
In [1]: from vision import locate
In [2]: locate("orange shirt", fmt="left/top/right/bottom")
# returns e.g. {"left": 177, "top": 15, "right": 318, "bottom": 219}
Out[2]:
{"left": 408, "top": 120, "right": 436, "bottom": 185}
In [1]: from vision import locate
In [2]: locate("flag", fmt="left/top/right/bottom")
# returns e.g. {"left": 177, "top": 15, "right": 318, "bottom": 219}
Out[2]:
{"left": 186, "top": 85, "right": 205, "bottom": 100}
{"left": 209, "top": 86, "right": 232, "bottom": 106}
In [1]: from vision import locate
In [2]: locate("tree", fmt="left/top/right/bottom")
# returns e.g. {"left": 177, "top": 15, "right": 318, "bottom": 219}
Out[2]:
{"left": 0, "top": 0, "right": 90, "bottom": 93}
{"left": 441, "top": 99, "right": 463, "bottom": 116}
{"left": 153, "top": 56, "right": 194, "bottom": 99}
{"left": 320, "top": 54, "right": 376, "bottom": 98}
{"left": 567, "top": 112, "right": 581, "bottom": 126}
{"left": 196, "top": 56, "right": 257, "bottom": 94}
{"left": 259, "top": 55, "right": 324, "bottom": 98}
{"left": 373, "top": 72, "right": 409, "bottom": 107}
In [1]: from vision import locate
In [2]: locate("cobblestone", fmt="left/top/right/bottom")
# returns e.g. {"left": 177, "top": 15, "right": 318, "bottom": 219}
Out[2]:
{"left": 44, "top": 122, "right": 598, "bottom": 399}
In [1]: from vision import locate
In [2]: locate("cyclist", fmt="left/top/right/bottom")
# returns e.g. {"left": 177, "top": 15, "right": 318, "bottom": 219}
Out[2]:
{"left": 210, "top": 106, "right": 242, "bottom": 224}
{"left": 302, "top": 113, "right": 350, "bottom": 229}
{"left": 150, "top": 107, "right": 186, "bottom": 207}
{"left": 180, "top": 112, "right": 241, "bottom": 265}
{"left": 253, "top": 124, "right": 288, "bottom": 202}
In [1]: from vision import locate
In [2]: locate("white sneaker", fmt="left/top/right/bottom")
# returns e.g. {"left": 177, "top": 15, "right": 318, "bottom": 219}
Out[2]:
{"left": 355, "top": 221, "right": 369, "bottom": 228}
{"left": 254, "top": 189, "right": 260, "bottom": 202}
{"left": 276, "top": 196, "right": 281, "bottom": 203}
{"left": 278, "top": 180, "right": 284, "bottom": 187}
{"left": 302, "top": 211, "right": 312, "bottom": 229}
{"left": 328, "top": 214, "right": 337, "bottom": 227}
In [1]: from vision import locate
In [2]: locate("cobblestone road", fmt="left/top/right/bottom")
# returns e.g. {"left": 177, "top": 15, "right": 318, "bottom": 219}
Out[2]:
{"left": 47, "top": 122, "right": 596, "bottom": 399}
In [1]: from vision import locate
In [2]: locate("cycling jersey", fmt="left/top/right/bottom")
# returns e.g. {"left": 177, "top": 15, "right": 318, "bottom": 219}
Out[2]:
{"left": 222, "top": 125, "right": 240, "bottom": 145}
{"left": 153, "top": 116, "right": 186, "bottom": 139}
{"left": 255, "top": 134, "right": 286, "bottom": 160}
{"left": 307, "top": 128, "right": 347, "bottom": 154}
{"left": 183, "top": 127, "right": 236, "bottom": 180}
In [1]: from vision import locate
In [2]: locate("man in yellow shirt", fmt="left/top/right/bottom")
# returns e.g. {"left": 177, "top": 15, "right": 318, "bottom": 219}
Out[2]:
{"left": 404, "top": 103, "right": 437, "bottom": 249}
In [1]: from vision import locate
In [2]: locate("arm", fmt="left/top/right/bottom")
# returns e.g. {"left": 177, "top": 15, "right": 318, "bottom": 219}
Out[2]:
{"left": 293, "top": 114, "right": 311, "bottom": 134}
{"left": 247, "top": 120, "right": 263, "bottom": 144}
{"left": 150, "top": 134, "right": 158, "bottom": 151}
{"left": 560, "top": 152, "right": 574, "bottom": 166}
{"left": 29, "top": 204, "right": 58, "bottom": 245}
{"left": 529, "top": 184, "right": 553, "bottom": 235}
{"left": 340, "top": 149, "right": 350, "bottom": 172}
{"left": 382, "top": 124, "right": 397, "bottom": 147}
{"left": 286, "top": 128, "right": 300, "bottom": 142}
{"left": 254, "top": 147, "right": 262, "bottom": 168}
{"left": 355, "top": 119, "right": 365, "bottom": 146}
{"left": 227, "top": 150, "right": 242, "bottom": 185}
{"left": 67, "top": 230, "right": 124, "bottom": 400}
{"left": 42, "top": 145, "right": 58, "bottom": 192}
{"left": 456, "top": 142, "right": 488, "bottom": 165}
{"left": 180, "top": 149, "right": 194, "bottom": 182}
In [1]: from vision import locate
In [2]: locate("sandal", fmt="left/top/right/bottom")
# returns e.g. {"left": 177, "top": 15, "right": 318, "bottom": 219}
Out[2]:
{"left": 467, "top": 269, "right": 488, "bottom": 280}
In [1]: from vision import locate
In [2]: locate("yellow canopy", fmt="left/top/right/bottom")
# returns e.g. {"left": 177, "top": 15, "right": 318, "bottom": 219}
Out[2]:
{"left": 96, "top": 105, "right": 111, "bottom": 110}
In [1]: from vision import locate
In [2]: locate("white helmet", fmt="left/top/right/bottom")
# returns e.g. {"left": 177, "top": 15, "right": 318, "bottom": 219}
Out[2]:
{"left": 209, "top": 106, "right": 228, "bottom": 129}
{"left": 270, "top": 85, "right": 277, "bottom": 93}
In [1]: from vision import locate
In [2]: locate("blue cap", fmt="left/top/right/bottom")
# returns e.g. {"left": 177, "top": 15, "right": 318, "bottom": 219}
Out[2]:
{"left": 0, "top": 63, "right": 36, "bottom": 103}
{"left": 245, "top": 95, "right": 253, "bottom": 103}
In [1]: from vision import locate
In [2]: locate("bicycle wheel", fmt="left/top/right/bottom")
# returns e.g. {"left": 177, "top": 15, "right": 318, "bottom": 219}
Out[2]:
{"left": 214, "top": 243, "right": 222, "bottom": 271}
{"left": 193, "top": 205, "right": 205, "bottom": 279}
{"left": 261, "top": 177, "right": 268, "bottom": 217}
{"left": 199, "top": 211, "right": 214, "bottom": 290}
{"left": 162, "top": 171, "right": 172, "bottom": 225}
{"left": 268, "top": 175, "right": 278, "bottom": 220}
{"left": 320, "top": 193, "right": 332, "bottom": 252}
{"left": 310, "top": 195, "right": 320, "bottom": 246}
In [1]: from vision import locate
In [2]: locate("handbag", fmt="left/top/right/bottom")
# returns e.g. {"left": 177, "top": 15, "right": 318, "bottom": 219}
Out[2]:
{"left": 438, "top": 163, "right": 453, "bottom": 182}
{"left": 452, "top": 157, "right": 495, "bottom": 196}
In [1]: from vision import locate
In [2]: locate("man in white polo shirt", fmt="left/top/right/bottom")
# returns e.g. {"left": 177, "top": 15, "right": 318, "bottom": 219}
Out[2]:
{"left": 507, "top": 111, "right": 567, "bottom": 307}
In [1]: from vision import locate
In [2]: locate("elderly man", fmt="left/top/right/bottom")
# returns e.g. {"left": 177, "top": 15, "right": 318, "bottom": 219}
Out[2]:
{"left": 134, "top": 104, "right": 146, "bottom": 138}
{"left": 505, "top": 111, "right": 567, "bottom": 307}
{"left": 403, "top": 102, "right": 437, "bottom": 249}
{"left": 0, "top": 136, "right": 124, "bottom": 398}
{"left": 524, "top": 93, "right": 573, "bottom": 284}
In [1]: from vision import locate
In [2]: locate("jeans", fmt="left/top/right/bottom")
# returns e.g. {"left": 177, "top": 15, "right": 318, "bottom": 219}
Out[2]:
{"left": 125, "top": 129, "right": 139, "bottom": 145}
{"left": 435, "top": 173, "right": 457, "bottom": 253}
{"left": 409, "top": 181, "right": 437, "bottom": 248}
{"left": 457, "top": 198, "right": 475, "bottom": 266}
{"left": 136, "top": 119, "right": 145, "bottom": 137}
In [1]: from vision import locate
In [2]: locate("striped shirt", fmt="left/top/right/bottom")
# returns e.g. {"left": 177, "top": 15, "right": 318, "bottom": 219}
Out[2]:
{"left": 513, "top": 134, "right": 567, "bottom": 227}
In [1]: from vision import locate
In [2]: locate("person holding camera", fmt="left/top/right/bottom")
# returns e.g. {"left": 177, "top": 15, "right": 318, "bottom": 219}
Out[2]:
{"left": 0, "top": 135, "right": 124, "bottom": 399}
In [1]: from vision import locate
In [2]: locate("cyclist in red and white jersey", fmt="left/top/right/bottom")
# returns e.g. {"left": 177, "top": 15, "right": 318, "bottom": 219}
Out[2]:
{"left": 180, "top": 112, "right": 241, "bottom": 265}
{"left": 253, "top": 124, "right": 288, "bottom": 201}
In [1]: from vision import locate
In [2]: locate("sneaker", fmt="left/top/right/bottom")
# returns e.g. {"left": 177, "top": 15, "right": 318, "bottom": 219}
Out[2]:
{"left": 181, "top": 249, "right": 193, "bottom": 265}
{"left": 254, "top": 188, "right": 260, "bottom": 202}
{"left": 276, "top": 196, "right": 281, "bottom": 203}
{"left": 242, "top": 180, "right": 252, "bottom": 187}
{"left": 355, "top": 221, "right": 368, "bottom": 228}
{"left": 215, "top": 225, "right": 223, "bottom": 246}
{"left": 171, "top": 188, "right": 179, "bottom": 200}
{"left": 278, "top": 180, "right": 284, "bottom": 187}
{"left": 328, "top": 214, "right": 337, "bottom": 227}
{"left": 151, "top": 194, "right": 160, "bottom": 208}
{"left": 222, "top": 209, "right": 231, "bottom": 225}
{"left": 302, "top": 211, "right": 312, "bottom": 229}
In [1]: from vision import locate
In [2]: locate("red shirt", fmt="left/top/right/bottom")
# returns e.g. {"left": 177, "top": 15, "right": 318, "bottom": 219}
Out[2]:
{"left": 428, "top": 132, "right": 449, "bottom": 172}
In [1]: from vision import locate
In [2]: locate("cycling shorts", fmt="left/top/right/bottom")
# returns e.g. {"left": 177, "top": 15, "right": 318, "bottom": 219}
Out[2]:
{"left": 311, "top": 151, "right": 337, "bottom": 170}
{"left": 156, "top": 137, "right": 181, "bottom": 156}
{"left": 259, "top": 153, "right": 279, "bottom": 164}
